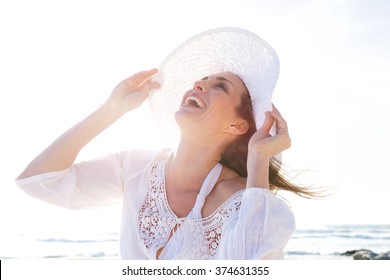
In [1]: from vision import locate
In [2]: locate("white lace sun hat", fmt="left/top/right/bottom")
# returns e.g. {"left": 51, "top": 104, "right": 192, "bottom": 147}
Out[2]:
{"left": 149, "top": 27, "right": 280, "bottom": 146}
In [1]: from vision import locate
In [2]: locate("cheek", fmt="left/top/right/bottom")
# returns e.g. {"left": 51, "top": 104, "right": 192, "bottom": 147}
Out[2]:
{"left": 221, "top": 97, "right": 241, "bottom": 115}
{"left": 209, "top": 101, "right": 239, "bottom": 122}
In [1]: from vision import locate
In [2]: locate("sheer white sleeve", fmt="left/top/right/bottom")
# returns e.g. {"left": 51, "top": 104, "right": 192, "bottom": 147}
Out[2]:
{"left": 15, "top": 150, "right": 154, "bottom": 210}
{"left": 217, "top": 187, "right": 295, "bottom": 259}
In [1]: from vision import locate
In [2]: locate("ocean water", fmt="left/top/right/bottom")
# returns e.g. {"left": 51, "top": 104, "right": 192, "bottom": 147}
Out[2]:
{"left": 0, "top": 231, "right": 119, "bottom": 260}
{"left": 285, "top": 224, "right": 390, "bottom": 260}
{"left": 1, "top": 225, "right": 389, "bottom": 260}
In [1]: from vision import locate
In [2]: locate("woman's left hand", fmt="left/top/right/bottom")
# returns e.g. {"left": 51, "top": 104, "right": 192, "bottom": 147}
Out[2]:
{"left": 246, "top": 105, "right": 290, "bottom": 188}
{"left": 248, "top": 104, "right": 291, "bottom": 160}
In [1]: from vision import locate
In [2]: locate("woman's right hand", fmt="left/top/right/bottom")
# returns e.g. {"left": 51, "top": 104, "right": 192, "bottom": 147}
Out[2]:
{"left": 16, "top": 69, "right": 161, "bottom": 179}
{"left": 105, "top": 68, "right": 161, "bottom": 115}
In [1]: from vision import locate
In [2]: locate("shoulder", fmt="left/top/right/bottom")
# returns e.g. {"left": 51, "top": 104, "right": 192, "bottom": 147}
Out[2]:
{"left": 114, "top": 149, "right": 171, "bottom": 179}
{"left": 118, "top": 148, "right": 170, "bottom": 166}
{"left": 216, "top": 167, "right": 246, "bottom": 200}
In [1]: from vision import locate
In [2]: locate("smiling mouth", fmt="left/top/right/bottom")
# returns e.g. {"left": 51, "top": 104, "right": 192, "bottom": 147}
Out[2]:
{"left": 184, "top": 96, "right": 206, "bottom": 109}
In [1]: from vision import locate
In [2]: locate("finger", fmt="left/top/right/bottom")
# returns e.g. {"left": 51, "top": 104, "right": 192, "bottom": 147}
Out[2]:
{"left": 271, "top": 104, "right": 284, "bottom": 119}
{"left": 270, "top": 105, "right": 288, "bottom": 131}
{"left": 148, "top": 81, "right": 161, "bottom": 91}
{"left": 271, "top": 113, "right": 288, "bottom": 134}
{"left": 140, "top": 80, "right": 161, "bottom": 96}
{"left": 124, "top": 68, "right": 158, "bottom": 88}
{"left": 259, "top": 111, "right": 274, "bottom": 133}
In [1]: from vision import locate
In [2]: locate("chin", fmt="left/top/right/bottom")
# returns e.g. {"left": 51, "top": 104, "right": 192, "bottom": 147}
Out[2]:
{"left": 174, "top": 110, "right": 203, "bottom": 136}
{"left": 174, "top": 110, "right": 190, "bottom": 129}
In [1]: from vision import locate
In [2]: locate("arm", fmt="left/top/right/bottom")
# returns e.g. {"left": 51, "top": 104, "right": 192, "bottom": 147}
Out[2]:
{"left": 217, "top": 105, "right": 294, "bottom": 259}
{"left": 17, "top": 69, "right": 160, "bottom": 179}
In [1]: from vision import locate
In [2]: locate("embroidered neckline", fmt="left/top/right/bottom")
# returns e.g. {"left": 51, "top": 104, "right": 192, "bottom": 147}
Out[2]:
{"left": 136, "top": 152, "right": 244, "bottom": 259}
{"left": 160, "top": 158, "right": 244, "bottom": 222}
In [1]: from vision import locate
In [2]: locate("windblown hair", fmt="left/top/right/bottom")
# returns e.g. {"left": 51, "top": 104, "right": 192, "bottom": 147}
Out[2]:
{"left": 219, "top": 89, "right": 321, "bottom": 199}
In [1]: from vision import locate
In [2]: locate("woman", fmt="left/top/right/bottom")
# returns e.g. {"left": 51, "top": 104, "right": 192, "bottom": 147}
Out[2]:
{"left": 16, "top": 28, "right": 308, "bottom": 259}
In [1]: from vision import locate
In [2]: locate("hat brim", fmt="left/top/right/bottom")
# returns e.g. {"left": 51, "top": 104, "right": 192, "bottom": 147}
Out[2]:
{"left": 149, "top": 27, "right": 280, "bottom": 146}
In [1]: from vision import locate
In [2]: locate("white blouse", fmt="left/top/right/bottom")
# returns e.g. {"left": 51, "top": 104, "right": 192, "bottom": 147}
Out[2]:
{"left": 15, "top": 149, "right": 295, "bottom": 260}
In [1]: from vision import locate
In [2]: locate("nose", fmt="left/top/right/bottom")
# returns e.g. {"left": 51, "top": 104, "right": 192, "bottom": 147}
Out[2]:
{"left": 193, "top": 80, "right": 206, "bottom": 92}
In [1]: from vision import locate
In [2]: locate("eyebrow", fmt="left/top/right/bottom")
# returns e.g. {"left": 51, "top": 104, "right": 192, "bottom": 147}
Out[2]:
{"left": 201, "top": 76, "right": 234, "bottom": 87}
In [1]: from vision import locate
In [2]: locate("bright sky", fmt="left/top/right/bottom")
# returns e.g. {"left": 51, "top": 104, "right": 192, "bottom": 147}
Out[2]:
{"left": 1, "top": 0, "right": 389, "bottom": 239}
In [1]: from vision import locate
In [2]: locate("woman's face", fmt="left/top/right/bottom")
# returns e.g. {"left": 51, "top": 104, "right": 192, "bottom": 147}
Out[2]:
{"left": 175, "top": 72, "right": 249, "bottom": 138}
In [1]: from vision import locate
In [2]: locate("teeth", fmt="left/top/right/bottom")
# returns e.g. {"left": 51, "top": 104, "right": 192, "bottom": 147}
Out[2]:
{"left": 186, "top": 96, "right": 205, "bottom": 108}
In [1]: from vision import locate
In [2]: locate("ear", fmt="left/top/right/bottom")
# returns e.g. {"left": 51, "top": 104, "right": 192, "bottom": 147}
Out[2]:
{"left": 226, "top": 120, "right": 249, "bottom": 135}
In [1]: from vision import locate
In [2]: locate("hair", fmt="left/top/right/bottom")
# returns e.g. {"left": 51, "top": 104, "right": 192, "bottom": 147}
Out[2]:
{"left": 219, "top": 88, "right": 322, "bottom": 199}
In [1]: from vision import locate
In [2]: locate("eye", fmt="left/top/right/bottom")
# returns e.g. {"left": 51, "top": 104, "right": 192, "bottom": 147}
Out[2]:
{"left": 215, "top": 82, "right": 227, "bottom": 92}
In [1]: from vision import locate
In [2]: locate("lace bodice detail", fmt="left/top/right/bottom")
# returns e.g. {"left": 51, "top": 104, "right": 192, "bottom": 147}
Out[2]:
{"left": 16, "top": 149, "right": 295, "bottom": 259}
{"left": 136, "top": 153, "right": 244, "bottom": 259}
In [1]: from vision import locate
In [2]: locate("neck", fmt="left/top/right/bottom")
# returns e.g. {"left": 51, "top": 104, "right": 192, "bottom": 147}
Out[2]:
{"left": 165, "top": 136, "right": 224, "bottom": 193}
